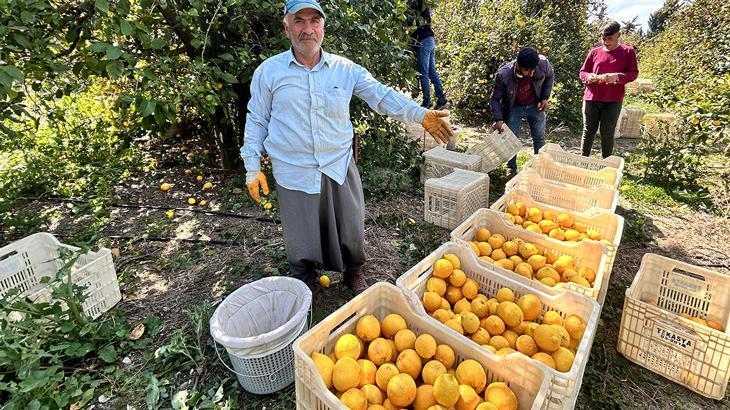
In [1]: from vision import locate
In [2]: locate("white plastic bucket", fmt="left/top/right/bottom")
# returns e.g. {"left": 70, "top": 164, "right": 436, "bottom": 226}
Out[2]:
{"left": 210, "top": 276, "right": 312, "bottom": 394}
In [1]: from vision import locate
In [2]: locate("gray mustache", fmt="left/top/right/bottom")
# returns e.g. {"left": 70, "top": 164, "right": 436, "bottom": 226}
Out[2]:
{"left": 300, "top": 35, "right": 318, "bottom": 41}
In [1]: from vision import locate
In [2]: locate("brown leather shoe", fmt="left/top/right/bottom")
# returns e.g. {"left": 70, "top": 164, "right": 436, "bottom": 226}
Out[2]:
{"left": 343, "top": 271, "right": 369, "bottom": 295}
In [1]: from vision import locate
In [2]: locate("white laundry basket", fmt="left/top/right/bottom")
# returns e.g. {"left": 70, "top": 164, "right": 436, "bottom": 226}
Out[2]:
{"left": 209, "top": 276, "right": 312, "bottom": 394}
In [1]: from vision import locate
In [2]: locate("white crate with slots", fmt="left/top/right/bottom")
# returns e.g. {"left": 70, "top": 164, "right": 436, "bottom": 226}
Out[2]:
{"left": 506, "top": 171, "right": 619, "bottom": 215}
{"left": 465, "top": 127, "right": 522, "bottom": 173}
{"left": 451, "top": 208, "right": 612, "bottom": 304}
{"left": 617, "top": 254, "right": 730, "bottom": 400}
{"left": 523, "top": 155, "right": 621, "bottom": 190}
{"left": 0, "top": 232, "right": 121, "bottom": 319}
{"left": 537, "top": 143, "right": 624, "bottom": 174}
{"left": 396, "top": 242, "right": 601, "bottom": 410}
{"left": 293, "top": 282, "right": 550, "bottom": 410}
{"left": 424, "top": 169, "right": 490, "bottom": 230}
{"left": 491, "top": 189, "right": 624, "bottom": 286}
{"left": 619, "top": 107, "right": 645, "bottom": 139}
{"left": 421, "top": 146, "right": 482, "bottom": 182}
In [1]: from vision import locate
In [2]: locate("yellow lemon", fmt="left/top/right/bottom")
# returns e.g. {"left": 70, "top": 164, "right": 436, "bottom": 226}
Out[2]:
{"left": 333, "top": 357, "right": 361, "bottom": 392}
{"left": 434, "top": 344, "right": 456, "bottom": 368}
{"left": 514, "top": 262, "right": 533, "bottom": 279}
{"left": 443, "top": 253, "right": 461, "bottom": 269}
{"left": 433, "top": 259, "right": 454, "bottom": 279}
{"left": 160, "top": 183, "right": 172, "bottom": 191}
{"left": 361, "top": 384, "right": 383, "bottom": 405}
{"left": 386, "top": 373, "right": 417, "bottom": 408}
{"left": 461, "top": 312, "right": 481, "bottom": 334}
{"left": 422, "top": 359, "right": 448, "bottom": 385}
{"left": 358, "top": 359, "right": 377, "bottom": 387}
{"left": 456, "top": 384, "right": 481, "bottom": 410}
{"left": 517, "top": 294, "right": 542, "bottom": 321}
{"left": 394, "top": 329, "right": 417, "bottom": 352}
{"left": 542, "top": 311, "right": 563, "bottom": 326}
{"left": 433, "top": 373, "right": 460, "bottom": 407}
{"left": 381, "top": 314, "right": 407, "bottom": 338}
{"left": 556, "top": 213, "right": 574, "bottom": 228}
{"left": 483, "top": 315, "right": 505, "bottom": 335}
{"left": 196, "top": 175, "right": 204, "bottom": 181}
{"left": 356, "top": 315, "right": 381, "bottom": 342}
{"left": 456, "top": 359, "right": 487, "bottom": 393}
{"left": 424, "top": 291, "right": 443, "bottom": 312}
{"left": 552, "top": 347, "right": 575, "bottom": 372}
{"left": 496, "top": 287, "right": 515, "bottom": 303}
{"left": 367, "top": 338, "right": 393, "bottom": 366}
{"left": 415, "top": 334, "right": 438, "bottom": 359}
{"left": 484, "top": 382, "right": 518, "bottom": 410}
{"left": 203, "top": 181, "right": 213, "bottom": 189}
{"left": 564, "top": 315, "right": 586, "bottom": 340}
{"left": 462, "top": 279, "right": 479, "bottom": 300}
{"left": 341, "top": 387, "right": 368, "bottom": 410}
{"left": 187, "top": 197, "right": 196, "bottom": 205}
{"left": 449, "top": 269, "right": 467, "bottom": 287}
{"left": 497, "top": 302, "right": 524, "bottom": 328}
{"left": 534, "top": 324, "right": 562, "bottom": 352}
{"left": 427, "top": 277, "right": 448, "bottom": 296}
{"left": 477, "top": 242, "right": 493, "bottom": 257}
{"left": 375, "top": 362, "right": 399, "bottom": 391}
{"left": 335, "top": 334, "right": 363, "bottom": 360}
{"left": 516, "top": 335, "right": 538, "bottom": 357}
{"left": 413, "top": 384, "right": 438, "bottom": 410}
{"left": 475, "top": 228, "right": 491, "bottom": 242}
{"left": 311, "top": 351, "right": 334, "bottom": 389}
{"left": 488, "top": 234, "right": 505, "bottom": 250}
{"left": 531, "top": 352, "right": 556, "bottom": 369}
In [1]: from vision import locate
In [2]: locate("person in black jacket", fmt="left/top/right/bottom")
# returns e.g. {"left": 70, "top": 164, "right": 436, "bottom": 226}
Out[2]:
{"left": 490, "top": 47, "right": 554, "bottom": 177}
{"left": 409, "top": 0, "right": 448, "bottom": 110}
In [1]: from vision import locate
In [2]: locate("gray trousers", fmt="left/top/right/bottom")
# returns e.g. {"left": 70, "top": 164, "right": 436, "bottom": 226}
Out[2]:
{"left": 580, "top": 100, "right": 623, "bottom": 158}
{"left": 276, "top": 160, "right": 366, "bottom": 285}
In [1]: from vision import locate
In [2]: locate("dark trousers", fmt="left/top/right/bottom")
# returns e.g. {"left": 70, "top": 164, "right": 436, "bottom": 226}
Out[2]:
{"left": 276, "top": 160, "right": 366, "bottom": 285}
{"left": 580, "top": 100, "right": 623, "bottom": 158}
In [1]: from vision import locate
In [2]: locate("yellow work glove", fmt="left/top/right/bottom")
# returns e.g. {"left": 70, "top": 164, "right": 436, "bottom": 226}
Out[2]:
{"left": 422, "top": 110, "right": 453, "bottom": 144}
{"left": 246, "top": 171, "right": 270, "bottom": 202}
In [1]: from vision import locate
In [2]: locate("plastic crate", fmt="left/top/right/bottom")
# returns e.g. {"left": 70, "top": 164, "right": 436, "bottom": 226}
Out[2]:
{"left": 617, "top": 254, "right": 730, "bottom": 400}
{"left": 293, "top": 282, "right": 550, "bottom": 410}
{"left": 0, "top": 233, "right": 121, "bottom": 319}
{"left": 523, "top": 155, "right": 621, "bottom": 190}
{"left": 396, "top": 242, "right": 601, "bottom": 410}
{"left": 537, "top": 143, "right": 624, "bottom": 174}
{"left": 451, "top": 208, "right": 611, "bottom": 304}
{"left": 465, "top": 127, "right": 522, "bottom": 173}
{"left": 491, "top": 189, "right": 624, "bottom": 286}
{"left": 424, "top": 169, "right": 490, "bottom": 230}
{"left": 421, "top": 146, "right": 483, "bottom": 183}
{"left": 642, "top": 113, "right": 678, "bottom": 138}
{"left": 405, "top": 120, "right": 461, "bottom": 152}
{"left": 619, "top": 107, "right": 644, "bottom": 139}
{"left": 506, "top": 171, "right": 619, "bottom": 215}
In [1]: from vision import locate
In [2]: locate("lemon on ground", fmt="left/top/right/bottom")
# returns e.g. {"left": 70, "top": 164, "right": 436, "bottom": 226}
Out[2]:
{"left": 517, "top": 294, "right": 542, "bottom": 321}
{"left": 422, "top": 359, "right": 448, "bottom": 385}
{"left": 386, "top": 373, "right": 417, "bottom": 407}
{"left": 456, "top": 359, "right": 487, "bottom": 393}
{"left": 187, "top": 197, "right": 196, "bottom": 205}
{"left": 367, "top": 338, "right": 392, "bottom": 366}
{"left": 413, "top": 384, "right": 438, "bottom": 410}
{"left": 358, "top": 359, "right": 377, "bottom": 387}
{"left": 434, "top": 344, "right": 456, "bottom": 368}
{"left": 552, "top": 347, "right": 575, "bottom": 372}
{"left": 203, "top": 181, "right": 213, "bottom": 189}
{"left": 341, "top": 387, "right": 368, "bottom": 410}
{"left": 433, "top": 373, "right": 460, "bottom": 407}
{"left": 311, "top": 352, "right": 334, "bottom": 389}
{"left": 184, "top": 168, "right": 192, "bottom": 174}
{"left": 484, "top": 382, "right": 518, "bottom": 410}
{"left": 531, "top": 352, "right": 556, "bottom": 369}
{"left": 476, "top": 228, "right": 491, "bottom": 242}
{"left": 433, "top": 259, "right": 454, "bottom": 279}
{"left": 427, "top": 277, "right": 448, "bottom": 296}
{"left": 199, "top": 200, "right": 208, "bottom": 206}
{"left": 516, "top": 335, "right": 538, "bottom": 356}
{"left": 394, "top": 328, "right": 417, "bottom": 352}
{"left": 160, "top": 183, "right": 172, "bottom": 191}
{"left": 443, "top": 253, "right": 461, "bottom": 269}
{"left": 196, "top": 175, "right": 204, "bottom": 181}
{"left": 496, "top": 288, "right": 515, "bottom": 303}
{"left": 375, "top": 362, "right": 399, "bottom": 391}
{"left": 333, "top": 357, "right": 361, "bottom": 392}
{"left": 381, "top": 314, "right": 407, "bottom": 338}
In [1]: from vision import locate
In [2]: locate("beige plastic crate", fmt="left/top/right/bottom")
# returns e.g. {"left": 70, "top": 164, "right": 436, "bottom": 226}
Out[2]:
{"left": 421, "top": 146, "right": 483, "bottom": 183}
{"left": 523, "top": 155, "right": 621, "bottom": 190}
{"left": 617, "top": 254, "right": 730, "bottom": 400}
{"left": 424, "top": 169, "right": 490, "bottom": 230}
{"left": 293, "top": 282, "right": 550, "bottom": 410}
{"left": 642, "top": 113, "right": 678, "bottom": 138}
{"left": 506, "top": 171, "right": 619, "bottom": 215}
{"left": 465, "top": 126, "right": 522, "bottom": 173}
{"left": 396, "top": 242, "right": 601, "bottom": 410}
{"left": 451, "top": 208, "right": 611, "bottom": 304}
{"left": 619, "top": 107, "right": 645, "bottom": 139}
{"left": 0, "top": 233, "right": 121, "bottom": 319}
{"left": 491, "top": 189, "right": 624, "bottom": 285}
{"left": 537, "top": 143, "right": 624, "bottom": 174}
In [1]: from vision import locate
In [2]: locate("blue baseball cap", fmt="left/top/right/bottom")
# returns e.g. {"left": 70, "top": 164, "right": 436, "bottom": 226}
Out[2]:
{"left": 284, "top": 0, "right": 326, "bottom": 18}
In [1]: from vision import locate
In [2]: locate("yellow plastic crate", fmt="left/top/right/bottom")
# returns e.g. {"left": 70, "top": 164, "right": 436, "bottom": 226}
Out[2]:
{"left": 506, "top": 171, "right": 619, "bottom": 215}
{"left": 523, "top": 155, "right": 621, "bottom": 190}
{"left": 396, "top": 242, "right": 601, "bottom": 409}
{"left": 424, "top": 169, "right": 490, "bottom": 230}
{"left": 451, "top": 209, "right": 611, "bottom": 304}
{"left": 293, "top": 282, "right": 550, "bottom": 410}
{"left": 617, "top": 254, "right": 730, "bottom": 400}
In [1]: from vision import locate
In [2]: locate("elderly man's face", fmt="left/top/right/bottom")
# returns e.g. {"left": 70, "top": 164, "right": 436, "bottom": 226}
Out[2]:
{"left": 285, "top": 8, "right": 324, "bottom": 56}
{"left": 601, "top": 31, "right": 620, "bottom": 48}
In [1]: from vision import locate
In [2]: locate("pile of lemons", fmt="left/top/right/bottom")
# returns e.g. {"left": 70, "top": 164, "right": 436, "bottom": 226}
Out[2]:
{"left": 502, "top": 201, "right": 612, "bottom": 246}
{"left": 467, "top": 227, "right": 597, "bottom": 289}
{"left": 310, "top": 313, "right": 519, "bottom": 409}
{"left": 422, "top": 253, "right": 588, "bottom": 374}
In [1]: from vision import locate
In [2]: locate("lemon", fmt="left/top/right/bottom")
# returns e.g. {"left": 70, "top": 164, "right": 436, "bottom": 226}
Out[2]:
{"left": 319, "top": 275, "right": 330, "bottom": 288}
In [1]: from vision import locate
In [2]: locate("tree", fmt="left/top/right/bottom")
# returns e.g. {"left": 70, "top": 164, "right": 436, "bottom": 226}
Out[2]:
{"left": 647, "top": 0, "right": 680, "bottom": 37}
{"left": 621, "top": 16, "right": 642, "bottom": 37}
{"left": 0, "top": 0, "right": 418, "bottom": 170}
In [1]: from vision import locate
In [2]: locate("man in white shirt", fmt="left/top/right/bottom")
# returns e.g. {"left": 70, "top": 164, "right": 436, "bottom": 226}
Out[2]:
{"left": 241, "top": 0, "right": 452, "bottom": 296}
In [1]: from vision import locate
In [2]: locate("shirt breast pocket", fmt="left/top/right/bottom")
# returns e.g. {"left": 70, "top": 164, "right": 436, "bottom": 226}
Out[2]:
{"left": 326, "top": 88, "right": 350, "bottom": 120}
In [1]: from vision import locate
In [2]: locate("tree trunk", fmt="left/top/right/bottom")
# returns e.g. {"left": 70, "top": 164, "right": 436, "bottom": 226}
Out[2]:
{"left": 213, "top": 105, "right": 241, "bottom": 170}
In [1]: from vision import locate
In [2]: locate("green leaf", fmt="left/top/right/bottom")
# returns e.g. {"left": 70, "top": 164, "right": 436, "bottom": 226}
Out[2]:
{"left": 187, "top": 8, "right": 199, "bottom": 17}
{"left": 89, "top": 42, "right": 109, "bottom": 53}
{"left": 95, "top": 0, "right": 109, "bottom": 13}
{"left": 98, "top": 345, "right": 117, "bottom": 363}
{"left": 219, "top": 73, "right": 238, "bottom": 83}
{"left": 140, "top": 100, "right": 156, "bottom": 117}
{"left": 3, "top": 66, "right": 24, "bottom": 82}
{"left": 13, "top": 34, "right": 32, "bottom": 49}
{"left": 106, "top": 46, "right": 122, "bottom": 60}
{"left": 20, "top": 11, "right": 35, "bottom": 23}
{"left": 120, "top": 20, "right": 134, "bottom": 36}
{"left": 150, "top": 38, "right": 165, "bottom": 49}
{"left": 219, "top": 53, "right": 234, "bottom": 61}
{"left": 106, "top": 60, "right": 124, "bottom": 78}
{"left": 146, "top": 376, "right": 161, "bottom": 408}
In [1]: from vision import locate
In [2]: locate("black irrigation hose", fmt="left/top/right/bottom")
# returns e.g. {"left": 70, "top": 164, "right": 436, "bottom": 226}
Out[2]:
{"left": 16, "top": 196, "right": 281, "bottom": 224}
{"left": 53, "top": 233, "right": 247, "bottom": 246}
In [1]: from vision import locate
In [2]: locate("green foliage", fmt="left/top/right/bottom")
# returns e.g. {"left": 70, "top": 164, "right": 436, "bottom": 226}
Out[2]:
{"left": 0, "top": 247, "right": 159, "bottom": 409}
{"left": 433, "top": 0, "right": 600, "bottom": 125}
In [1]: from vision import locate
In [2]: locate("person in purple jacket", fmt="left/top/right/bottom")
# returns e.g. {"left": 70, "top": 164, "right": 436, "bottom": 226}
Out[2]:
{"left": 490, "top": 47, "right": 555, "bottom": 177}
{"left": 579, "top": 20, "right": 639, "bottom": 158}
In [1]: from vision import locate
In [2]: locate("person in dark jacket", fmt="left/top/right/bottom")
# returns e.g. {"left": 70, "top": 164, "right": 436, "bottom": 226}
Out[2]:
{"left": 490, "top": 47, "right": 555, "bottom": 176}
{"left": 409, "top": 0, "right": 448, "bottom": 110}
